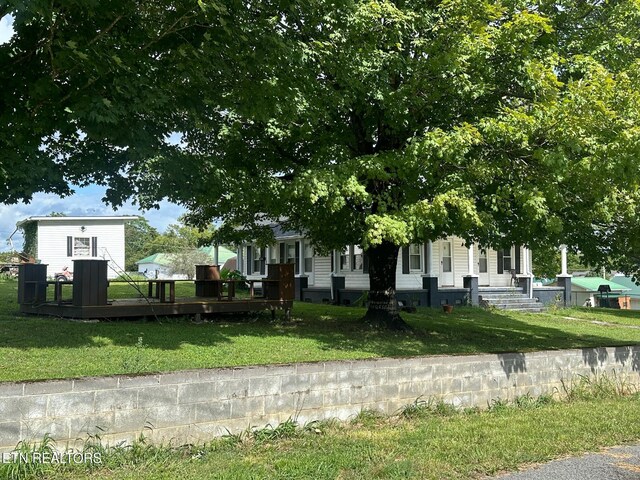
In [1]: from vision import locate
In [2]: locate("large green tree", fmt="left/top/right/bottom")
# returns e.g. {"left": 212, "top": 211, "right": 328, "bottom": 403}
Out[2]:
{"left": 2, "top": 1, "right": 640, "bottom": 327}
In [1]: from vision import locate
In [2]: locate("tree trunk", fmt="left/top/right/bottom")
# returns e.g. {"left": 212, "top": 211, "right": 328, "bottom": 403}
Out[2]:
{"left": 362, "top": 240, "right": 411, "bottom": 330}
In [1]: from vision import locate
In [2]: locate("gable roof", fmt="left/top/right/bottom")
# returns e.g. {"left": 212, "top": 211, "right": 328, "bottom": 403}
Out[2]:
{"left": 571, "top": 277, "right": 631, "bottom": 292}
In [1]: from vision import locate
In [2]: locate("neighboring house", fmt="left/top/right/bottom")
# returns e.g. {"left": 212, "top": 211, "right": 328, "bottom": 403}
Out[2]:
{"left": 570, "top": 277, "right": 631, "bottom": 308}
{"left": 609, "top": 275, "right": 640, "bottom": 310}
{"left": 237, "top": 225, "right": 558, "bottom": 308}
{"left": 136, "top": 246, "right": 236, "bottom": 279}
{"left": 14, "top": 216, "right": 139, "bottom": 280}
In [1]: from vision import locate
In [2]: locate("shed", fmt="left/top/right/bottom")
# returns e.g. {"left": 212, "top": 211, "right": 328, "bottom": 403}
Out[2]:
{"left": 570, "top": 277, "right": 631, "bottom": 308}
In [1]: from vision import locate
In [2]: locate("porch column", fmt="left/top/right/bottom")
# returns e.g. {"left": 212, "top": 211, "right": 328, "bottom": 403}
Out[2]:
{"left": 522, "top": 246, "right": 534, "bottom": 299}
{"left": 557, "top": 245, "right": 572, "bottom": 306}
{"left": 463, "top": 243, "right": 479, "bottom": 306}
{"left": 426, "top": 241, "right": 435, "bottom": 276}
{"left": 213, "top": 244, "right": 219, "bottom": 266}
{"left": 422, "top": 241, "right": 439, "bottom": 307}
{"left": 330, "top": 249, "right": 343, "bottom": 304}
{"left": 560, "top": 245, "right": 568, "bottom": 276}
{"left": 299, "top": 241, "right": 306, "bottom": 277}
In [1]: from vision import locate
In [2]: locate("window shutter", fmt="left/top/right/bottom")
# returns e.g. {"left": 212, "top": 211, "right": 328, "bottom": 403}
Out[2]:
{"left": 423, "top": 243, "right": 429, "bottom": 274}
{"left": 331, "top": 250, "right": 334, "bottom": 272}
{"left": 246, "top": 246, "right": 253, "bottom": 273}
{"left": 401, "top": 246, "right": 410, "bottom": 274}
{"left": 497, "top": 249, "right": 504, "bottom": 274}
{"left": 91, "top": 237, "right": 98, "bottom": 257}
{"left": 515, "top": 245, "right": 521, "bottom": 274}
{"left": 279, "top": 242, "right": 285, "bottom": 263}
{"left": 66, "top": 236, "right": 73, "bottom": 257}
{"left": 363, "top": 252, "right": 369, "bottom": 274}
{"left": 259, "top": 248, "right": 266, "bottom": 275}
{"left": 294, "top": 241, "right": 300, "bottom": 275}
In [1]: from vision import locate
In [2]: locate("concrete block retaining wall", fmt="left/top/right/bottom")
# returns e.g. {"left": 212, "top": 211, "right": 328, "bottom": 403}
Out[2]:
{"left": 1, "top": 345, "right": 639, "bottom": 452}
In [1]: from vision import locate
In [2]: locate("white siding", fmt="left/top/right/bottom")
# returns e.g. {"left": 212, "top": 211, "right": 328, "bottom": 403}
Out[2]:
{"left": 452, "top": 238, "right": 468, "bottom": 288}
{"left": 259, "top": 234, "right": 529, "bottom": 291}
{"left": 313, "top": 257, "right": 332, "bottom": 288}
{"left": 36, "top": 219, "right": 127, "bottom": 280}
{"left": 342, "top": 267, "right": 370, "bottom": 289}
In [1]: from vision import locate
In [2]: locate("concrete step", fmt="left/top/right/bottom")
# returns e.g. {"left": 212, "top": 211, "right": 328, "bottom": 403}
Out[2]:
{"left": 490, "top": 302, "right": 544, "bottom": 310}
{"left": 480, "top": 295, "right": 530, "bottom": 302}
{"left": 480, "top": 291, "right": 545, "bottom": 312}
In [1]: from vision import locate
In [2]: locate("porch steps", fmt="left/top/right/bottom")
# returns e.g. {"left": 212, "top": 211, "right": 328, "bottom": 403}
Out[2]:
{"left": 479, "top": 288, "right": 544, "bottom": 312}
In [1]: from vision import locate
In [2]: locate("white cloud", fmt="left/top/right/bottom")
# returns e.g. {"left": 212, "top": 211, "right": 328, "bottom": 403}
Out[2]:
{"left": 0, "top": 14, "right": 15, "bottom": 45}
{"left": 0, "top": 186, "right": 186, "bottom": 252}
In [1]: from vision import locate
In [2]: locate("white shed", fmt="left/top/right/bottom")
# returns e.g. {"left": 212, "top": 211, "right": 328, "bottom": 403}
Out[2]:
{"left": 16, "top": 216, "right": 139, "bottom": 280}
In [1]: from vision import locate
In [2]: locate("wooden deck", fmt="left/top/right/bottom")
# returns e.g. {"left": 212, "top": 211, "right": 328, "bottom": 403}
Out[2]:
{"left": 19, "top": 296, "right": 293, "bottom": 319}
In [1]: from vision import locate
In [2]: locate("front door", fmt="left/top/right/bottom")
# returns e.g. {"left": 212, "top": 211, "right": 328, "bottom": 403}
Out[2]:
{"left": 440, "top": 240, "right": 454, "bottom": 286}
{"left": 478, "top": 249, "right": 490, "bottom": 286}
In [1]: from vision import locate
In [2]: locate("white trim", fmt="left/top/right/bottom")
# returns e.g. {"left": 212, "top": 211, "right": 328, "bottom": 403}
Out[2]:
{"left": 18, "top": 216, "right": 139, "bottom": 226}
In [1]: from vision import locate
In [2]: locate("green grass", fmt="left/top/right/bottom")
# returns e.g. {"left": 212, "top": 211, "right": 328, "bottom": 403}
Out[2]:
{"left": 1, "top": 279, "right": 640, "bottom": 382}
{"left": 7, "top": 394, "right": 640, "bottom": 479}
{"left": 551, "top": 306, "right": 640, "bottom": 327}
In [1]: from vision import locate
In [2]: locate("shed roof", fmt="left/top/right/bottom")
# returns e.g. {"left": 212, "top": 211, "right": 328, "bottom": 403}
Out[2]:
{"left": 136, "top": 246, "right": 236, "bottom": 267}
{"left": 571, "top": 277, "right": 631, "bottom": 292}
{"left": 610, "top": 276, "right": 640, "bottom": 297}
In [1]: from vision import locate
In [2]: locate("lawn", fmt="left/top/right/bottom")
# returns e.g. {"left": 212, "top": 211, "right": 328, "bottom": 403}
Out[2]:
{"left": 1, "top": 279, "right": 640, "bottom": 382}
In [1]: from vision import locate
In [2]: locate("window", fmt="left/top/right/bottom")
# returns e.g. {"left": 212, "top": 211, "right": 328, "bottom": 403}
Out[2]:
{"left": 502, "top": 248, "right": 512, "bottom": 272}
{"left": 304, "top": 242, "right": 313, "bottom": 273}
{"left": 340, "top": 247, "right": 349, "bottom": 271}
{"left": 74, "top": 237, "right": 90, "bottom": 256}
{"left": 352, "top": 246, "right": 363, "bottom": 271}
{"left": 252, "top": 247, "right": 263, "bottom": 273}
{"left": 286, "top": 243, "right": 296, "bottom": 264}
{"left": 269, "top": 245, "right": 277, "bottom": 264}
{"left": 409, "top": 244, "right": 421, "bottom": 271}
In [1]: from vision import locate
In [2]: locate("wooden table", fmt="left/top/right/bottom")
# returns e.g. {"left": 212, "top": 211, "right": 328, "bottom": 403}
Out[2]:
{"left": 147, "top": 280, "right": 176, "bottom": 303}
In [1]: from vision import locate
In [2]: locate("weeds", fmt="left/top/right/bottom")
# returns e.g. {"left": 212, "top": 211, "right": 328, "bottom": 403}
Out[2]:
{"left": 398, "top": 397, "right": 464, "bottom": 419}
{"left": 561, "top": 370, "right": 638, "bottom": 401}
{"left": 2, "top": 433, "right": 57, "bottom": 480}
{"left": 120, "top": 336, "right": 156, "bottom": 373}
{"left": 351, "top": 408, "right": 386, "bottom": 426}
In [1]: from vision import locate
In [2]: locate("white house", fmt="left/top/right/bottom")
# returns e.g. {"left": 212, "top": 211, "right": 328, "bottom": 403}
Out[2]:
{"left": 14, "top": 216, "right": 138, "bottom": 280}
{"left": 236, "top": 225, "right": 565, "bottom": 309}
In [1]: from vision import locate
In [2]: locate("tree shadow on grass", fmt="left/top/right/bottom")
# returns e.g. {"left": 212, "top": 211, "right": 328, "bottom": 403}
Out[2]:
{"left": 2, "top": 280, "right": 640, "bottom": 379}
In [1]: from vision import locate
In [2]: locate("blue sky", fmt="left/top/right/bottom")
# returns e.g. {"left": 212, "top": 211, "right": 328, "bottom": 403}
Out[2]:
{"left": 0, "top": 14, "right": 186, "bottom": 251}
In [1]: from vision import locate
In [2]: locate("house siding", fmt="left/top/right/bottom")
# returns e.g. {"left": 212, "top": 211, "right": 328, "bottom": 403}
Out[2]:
{"left": 313, "top": 256, "right": 332, "bottom": 288}
{"left": 241, "top": 237, "right": 528, "bottom": 293}
{"left": 36, "top": 219, "right": 128, "bottom": 280}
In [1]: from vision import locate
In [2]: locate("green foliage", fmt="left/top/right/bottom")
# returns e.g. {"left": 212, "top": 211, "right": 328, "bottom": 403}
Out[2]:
{"left": 19, "top": 222, "right": 37, "bottom": 258}
{"left": 2, "top": 0, "right": 640, "bottom": 286}
{"left": 219, "top": 268, "right": 244, "bottom": 281}
{"left": 533, "top": 246, "right": 594, "bottom": 278}
{"left": 166, "top": 248, "right": 213, "bottom": 279}
{"left": 124, "top": 218, "right": 159, "bottom": 271}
